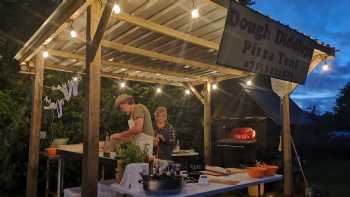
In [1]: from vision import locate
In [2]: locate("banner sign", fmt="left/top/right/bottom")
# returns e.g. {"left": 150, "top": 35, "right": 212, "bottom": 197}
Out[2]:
{"left": 217, "top": 1, "right": 315, "bottom": 84}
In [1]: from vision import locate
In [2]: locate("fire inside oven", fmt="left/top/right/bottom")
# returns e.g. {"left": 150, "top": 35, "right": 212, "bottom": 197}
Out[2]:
{"left": 217, "top": 128, "right": 257, "bottom": 167}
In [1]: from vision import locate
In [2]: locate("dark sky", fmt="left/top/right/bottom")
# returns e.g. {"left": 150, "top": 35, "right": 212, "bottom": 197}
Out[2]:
{"left": 252, "top": 0, "right": 350, "bottom": 113}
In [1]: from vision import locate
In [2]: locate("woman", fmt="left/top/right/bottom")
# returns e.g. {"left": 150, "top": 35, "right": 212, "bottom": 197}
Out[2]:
{"left": 153, "top": 106, "right": 176, "bottom": 160}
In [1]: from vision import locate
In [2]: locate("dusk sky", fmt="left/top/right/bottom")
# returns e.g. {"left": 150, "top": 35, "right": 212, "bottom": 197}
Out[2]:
{"left": 252, "top": 0, "right": 350, "bottom": 113}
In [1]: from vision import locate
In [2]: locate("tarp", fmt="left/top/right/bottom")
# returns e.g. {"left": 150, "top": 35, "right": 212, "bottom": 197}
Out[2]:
{"left": 213, "top": 77, "right": 313, "bottom": 126}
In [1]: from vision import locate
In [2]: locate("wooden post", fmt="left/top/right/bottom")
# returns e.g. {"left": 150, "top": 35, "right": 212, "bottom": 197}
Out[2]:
{"left": 26, "top": 55, "right": 44, "bottom": 197}
{"left": 204, "top": 82, "right": 212, "bottom": 164}
{"left": 282, "top": 95, "right": 293, "bottom": 197}
{"left": 82, "top": 1, "right": 101, "bottom": 196}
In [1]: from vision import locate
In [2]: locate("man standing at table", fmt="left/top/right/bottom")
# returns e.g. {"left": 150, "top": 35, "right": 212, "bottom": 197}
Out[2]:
{"left": 110, "top": 94, "right": 154, "bottom": 156}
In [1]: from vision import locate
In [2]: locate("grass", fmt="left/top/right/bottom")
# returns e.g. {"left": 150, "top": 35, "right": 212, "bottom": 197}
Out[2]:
{"left": 304, "top": 157, "right": 350, "bottom": 197}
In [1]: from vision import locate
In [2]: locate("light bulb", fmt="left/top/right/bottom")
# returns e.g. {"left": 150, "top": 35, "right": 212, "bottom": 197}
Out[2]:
{"left": 113, "top": 4, "right": 121, "bottom": 14}
{"left": 185, "top": 89, "right": 191, "bottom": 95}
{"left": 70, "top": 30, "right": 77, "bottom": 38}
{"left": 42, "top": 51, "right": 49, "bottom": 58}
{"left": 246, "top": 80, "right": 252, "bottom": 86}
{"left": 191, "top": 8, "right": 199, "bottom": 18}
{"left": 120, "top": 82, "right": 125, "bottom": 88}
{"left": 322, "top": 64, "right": 329, "bottom": 71}
{"left": 156, "top": 88, "right": 162, "bottom": 94}
{"left": 73, "top": 76, "right": 78, "bottom": 81}
{"left": 212, "top": 84, "right": 218, "bottom": 90}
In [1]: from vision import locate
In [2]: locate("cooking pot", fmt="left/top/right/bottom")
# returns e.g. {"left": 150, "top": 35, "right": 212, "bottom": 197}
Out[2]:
{"left": 139, "top": 174, "right": 183, "bottom": 195}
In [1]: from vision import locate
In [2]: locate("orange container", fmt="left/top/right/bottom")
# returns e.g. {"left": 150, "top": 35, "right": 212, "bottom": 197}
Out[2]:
{"left": 46, "top": 147, "right": 57, "bottom": 156}
{"left": 246, "top": 167, "right": 266, "bottom": 178}
{"left": 264, "top": 165, "right": 279, "bottom": 176}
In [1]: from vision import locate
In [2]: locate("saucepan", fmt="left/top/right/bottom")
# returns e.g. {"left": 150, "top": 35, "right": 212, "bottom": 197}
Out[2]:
{"left": 139, "top": 173, "right": 183, "bottom": 195}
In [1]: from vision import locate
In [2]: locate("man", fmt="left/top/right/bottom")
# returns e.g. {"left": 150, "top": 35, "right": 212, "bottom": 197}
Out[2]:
{"left": 110, "top": 94, "right": 154, "bottom": 156}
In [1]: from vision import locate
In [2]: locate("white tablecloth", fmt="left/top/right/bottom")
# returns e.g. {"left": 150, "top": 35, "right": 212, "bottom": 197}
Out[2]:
{"left": 64, "top": 179, "right": 115, "bottom": 197}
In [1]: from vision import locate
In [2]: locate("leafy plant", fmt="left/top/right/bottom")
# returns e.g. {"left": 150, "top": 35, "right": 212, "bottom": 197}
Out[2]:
{"left": 116, "top": 141, "right": 149, "bottom": 168}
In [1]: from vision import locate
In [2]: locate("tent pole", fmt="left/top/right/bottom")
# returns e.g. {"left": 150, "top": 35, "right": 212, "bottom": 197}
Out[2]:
{"left": 26, "top": 55, "right": 44, "bottom": 197}
{"left": 204, "top": 82, "right": 212, "bottom": 164}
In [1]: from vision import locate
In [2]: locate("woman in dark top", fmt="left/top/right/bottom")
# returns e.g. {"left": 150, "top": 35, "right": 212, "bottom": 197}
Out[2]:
{"left": 153, "top": 106, "right": 176, "bottom": 160}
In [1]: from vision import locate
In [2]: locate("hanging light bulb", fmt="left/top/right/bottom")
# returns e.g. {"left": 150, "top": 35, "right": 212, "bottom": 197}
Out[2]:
{"left": 113, "top": 2, "right": 121, "bottom": 14}
{"left": 185, "top": 89, "right": 191, "bottom": 95}
{"left": 322, "top": 64, "right": 330, "bottom": 71}
{"left": 69, "top": 22, "right": 77, "bottom": 38}
{"left": 191, "top": 8, "right": 199, "bottom": 18}
{"left": 42, "top": 51, "right": 49, "bottom": 58}
{"left": 70, "top": 29, "right": 77, "bottom": 38}
{"left": 156, "top": 87, "right": 162, "bottom": 94}
{"left": 212, "top": 83, "right": 218, "bottom": 90}
{"left": 246, "top": 80, "right": 252, "bottom": 86}
{"left": 120, "top": 82, "right": 126, "bottom": 88}
{"left": 191, "top": 0, "right": 199, "bottom": 18}
{"left": 73, "top": 76, "right": 78, "bottom": 81}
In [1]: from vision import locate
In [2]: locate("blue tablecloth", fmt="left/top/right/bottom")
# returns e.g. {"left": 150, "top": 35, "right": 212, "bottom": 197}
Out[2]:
{"left": 110, "top": 173, "right": 282, "bottom": 197}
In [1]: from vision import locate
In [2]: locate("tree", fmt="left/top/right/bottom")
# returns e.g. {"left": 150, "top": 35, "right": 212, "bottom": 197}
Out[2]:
{"left": 334, "top": 82, "right": 350, "bottom": 129}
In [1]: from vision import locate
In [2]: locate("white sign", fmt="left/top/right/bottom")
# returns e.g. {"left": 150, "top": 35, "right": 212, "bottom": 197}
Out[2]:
{"left": 217, "top": 1, "right": 315, "bottom": 84}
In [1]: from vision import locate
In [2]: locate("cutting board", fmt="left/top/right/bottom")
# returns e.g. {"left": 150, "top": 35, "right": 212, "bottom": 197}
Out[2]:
{"left": 207, "top": 175, "right": 240, "bottom": 185}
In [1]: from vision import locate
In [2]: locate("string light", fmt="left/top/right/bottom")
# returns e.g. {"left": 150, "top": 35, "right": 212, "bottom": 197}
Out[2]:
{"left": 73, "top": 76, "right": 78, "bottom": 81}
{"left": 212, "top": 83, "right": 218, "bottom": 90}
{"left": 70, "top": 29, "right": 77, "bottom": 38}
{"left": 69, "top": 21, "right": 77, "bottom": 38}
{"left": 156, "top": 87, "right": 162, "bottom": 94}
{"left": 191, "top": 9, "right": 199, "bottom": 18}
{"left": 42, "top": 51, "right": 49, "bottom": 58}
{"left": 113, "top": 2, "right": 121, "bottom": 14}
{"left": 322, "top": 64, "right": 330, "bottom": 72}
{"left": 120, "top": 82, "right": 126, "bottom": 88}
{"left": 191, "top": 0, "right": 199, "bottom": 18}
{"left": 185, "top": 89, "right": 191, "bottom": 95}
{"left": 246, "top": 80, "right": 252, "bottom": 86}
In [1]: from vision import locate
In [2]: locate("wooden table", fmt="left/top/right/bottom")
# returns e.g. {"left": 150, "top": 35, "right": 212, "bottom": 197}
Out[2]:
{"left": 110, "top": 173, "right": 282, "bottom": 197}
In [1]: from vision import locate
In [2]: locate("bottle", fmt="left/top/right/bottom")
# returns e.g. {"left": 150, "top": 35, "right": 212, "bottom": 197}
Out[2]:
{"left": 175, "top": 140, "right": 180, "bottom": 152}
{"left": 148, "top": 156, "right": 154, "bottom": 175}
{"left": 104, "top": 133, "right": 111, "bottom": 157}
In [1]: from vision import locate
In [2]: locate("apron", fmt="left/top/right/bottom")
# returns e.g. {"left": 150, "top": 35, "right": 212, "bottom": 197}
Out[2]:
{"left": 128, "top": 119, "right": 153, "bottom": 157}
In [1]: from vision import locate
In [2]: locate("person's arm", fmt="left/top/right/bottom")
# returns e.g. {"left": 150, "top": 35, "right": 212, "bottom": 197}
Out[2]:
{"left": 111, "top": 118, "right": 144, "bottom": 141}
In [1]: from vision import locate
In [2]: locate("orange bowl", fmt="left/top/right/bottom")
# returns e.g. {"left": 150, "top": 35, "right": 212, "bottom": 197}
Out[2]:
{"left": 246, "top": 167, "right": 266, "bottom": 178}
{"left": 46, "top": 147, "right": 57, "bottom": 156}
{"left": 264, "top": 165, "right": 279, "bottom": 176}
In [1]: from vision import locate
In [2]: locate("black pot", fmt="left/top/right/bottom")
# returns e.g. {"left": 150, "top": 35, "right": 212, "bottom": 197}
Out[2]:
{"left": 139, "top": 174, "right": 183, "bottom": 195}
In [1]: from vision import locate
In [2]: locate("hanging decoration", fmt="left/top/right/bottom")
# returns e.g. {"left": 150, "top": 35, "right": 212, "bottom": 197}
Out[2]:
{"left": 44, "top": 75, "right": 81, "bottom": 118}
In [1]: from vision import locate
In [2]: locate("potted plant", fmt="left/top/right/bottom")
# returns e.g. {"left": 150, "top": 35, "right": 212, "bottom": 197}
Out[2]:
{"left": 115, "top": 141, "right": 149, "bottom": 183}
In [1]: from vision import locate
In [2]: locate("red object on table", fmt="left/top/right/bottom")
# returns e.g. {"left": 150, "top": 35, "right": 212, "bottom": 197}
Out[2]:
{"left": 46, "top": 147, "right": 57, "bottom": 156}
{"left": 230, "top": 128, "right": 256, "bottom": 141}
{"left": 246, "top": 167, "right": 266, "bottom": 178}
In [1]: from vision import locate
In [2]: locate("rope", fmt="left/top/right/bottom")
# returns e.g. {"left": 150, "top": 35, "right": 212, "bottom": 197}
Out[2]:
{"left": 290, "top": 134, "right": 309, "bottom": 187}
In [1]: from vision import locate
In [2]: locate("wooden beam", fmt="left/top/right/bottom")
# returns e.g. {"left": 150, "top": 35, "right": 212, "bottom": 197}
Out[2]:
{"left": 203, "top": 82, "right": 212, "bottom": 164}
{"left": 113, "top": 12, "right": 219, "bottom": 50}
{"left": 48, "top": 49, "right": 204, "bottom": 81}
{"left": 44, "top": 63, "right": 184, "bottom": 86}
{"left": 82, "top": 1, "right": 101, "bottom": 196}
{"left": 86, "top": 0, "right": 113, "bottom": 63}
{"left": 15, "top": 0, "right": 87, "bottom": 63}
{"left": 282, "top": 93, "right": 293, "bottom": 197}
{"left": 186, "top": 83, "right": 204, "bottom": 104}
{"left": 26, "top": 55, "right": 44, "bottom": 197}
